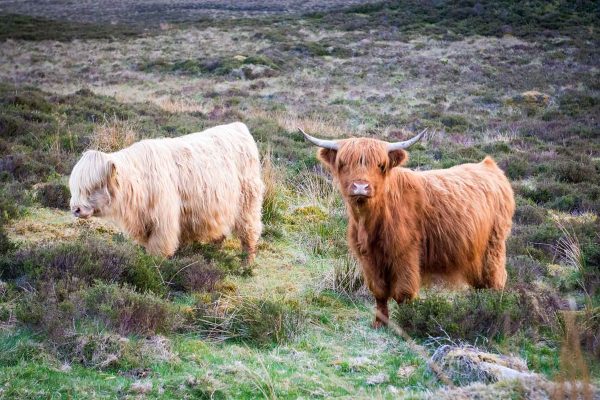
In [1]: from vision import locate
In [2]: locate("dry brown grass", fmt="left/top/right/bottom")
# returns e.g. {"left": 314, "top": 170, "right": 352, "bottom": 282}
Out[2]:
{"left": 250, "top": 109, "right": 351, "bottom": 138}
{"left": 554, "top": 311, "right": 594, "bottom": 399}
{"left": 89, "top": 115, "right": 138, "bottom": 152}
{"left": 151, "top": 96, "right": 209, "bottom": 114}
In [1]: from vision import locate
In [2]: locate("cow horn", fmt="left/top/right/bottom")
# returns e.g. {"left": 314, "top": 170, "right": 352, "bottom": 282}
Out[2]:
{"left": 387, "top": 129, "right": 427, "bottom": 151}
{"left": 299, "top": 128, "right": 339, "bottom": 150}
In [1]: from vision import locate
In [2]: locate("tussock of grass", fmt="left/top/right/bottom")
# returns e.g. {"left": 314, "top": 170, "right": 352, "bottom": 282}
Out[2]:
{"left": 196, "top": 294, "right": 306, "bottom": 346}
{"left": 89, "top": 115, "right": 139, "bottom": 153}
{"left": 317, "top": 255, "right": 368, "bottom": 298}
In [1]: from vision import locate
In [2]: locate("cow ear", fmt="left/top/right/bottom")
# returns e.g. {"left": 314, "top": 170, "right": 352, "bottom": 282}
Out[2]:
{"left": 317, "top": 148, "right": 338, "bottom": 170}
{"left": 106, "top": 160, "right": 118, "bottom": 195}
{"left": 388, "top": 149, "right": 408, "bottom": 168}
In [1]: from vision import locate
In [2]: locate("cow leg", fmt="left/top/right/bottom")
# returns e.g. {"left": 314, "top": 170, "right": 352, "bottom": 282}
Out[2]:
{"left": 236, "top": 180, "right": 263, "bottom": 266}
{"left": 211, "top": 234, "right": 227, "bottom": 249}
{"left": 357, "top": 257, "right": 390, "bottom": 328}
{"left": 481, "top": 226, "right": 508, "bottom": 289}
{"left": 146, "top": 227, "right": 179, "bottom": 258}
{"left": 372, "top": 298, "right": 389, "bottom": 329}
{"left": 237, "top": 221, "right": 260, "bottom": 265}
{"left": 145, "top": 210, "right": 180, "bottom": 258}
{"left": 390, "top": 250, "right": 421, "bottom": 305}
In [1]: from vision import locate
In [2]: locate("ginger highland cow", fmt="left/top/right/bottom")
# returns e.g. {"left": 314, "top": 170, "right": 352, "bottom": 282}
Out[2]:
{"left": 302, "top": 129, "right": 515, "bottom": 328}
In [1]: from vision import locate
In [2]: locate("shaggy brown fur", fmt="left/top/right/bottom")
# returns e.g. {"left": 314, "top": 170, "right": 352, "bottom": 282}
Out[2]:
{"left": 316, "top": 137, "right": 515, "bottom": 328}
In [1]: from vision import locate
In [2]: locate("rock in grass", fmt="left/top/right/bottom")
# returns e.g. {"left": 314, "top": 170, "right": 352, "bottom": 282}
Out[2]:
{"left": 431, "top": 345, "right": 534, "bottom": 385}
{"left": 426, "top": 378, "right": 598, "bottom": 400}
{"left": 130, "top": 380, "right": 153, "bottom": 394}
{"left": 366, "top": 372, "right": 388, "bottom": 385}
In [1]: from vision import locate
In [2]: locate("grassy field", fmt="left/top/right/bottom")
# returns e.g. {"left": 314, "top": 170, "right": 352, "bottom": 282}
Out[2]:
{"left": 0, "top": 1, "right": 599, "bottom": 398}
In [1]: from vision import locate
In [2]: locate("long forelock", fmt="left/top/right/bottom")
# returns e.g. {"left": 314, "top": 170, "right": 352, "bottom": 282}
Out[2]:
{"left": 337, "top": 139, "right": 388, "bottom": 168}
{"left": 70, "top": 151, "right": 111, "bottom": 195}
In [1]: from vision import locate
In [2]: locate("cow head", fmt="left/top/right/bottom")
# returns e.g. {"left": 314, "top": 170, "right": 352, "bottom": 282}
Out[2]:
{"left": 301, "top": 128, "right": 425, "bottom": 207}
{"left": 68, "top": 150, "right": 117, "bottom": 219}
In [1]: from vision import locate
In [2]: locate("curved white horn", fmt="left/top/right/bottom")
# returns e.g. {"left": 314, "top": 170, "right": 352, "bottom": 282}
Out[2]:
{"left": 299, "top": 128, "right": 339, "bottom": 150}
{"left": 387, "top": 129, "right": 427, "bottom": 151}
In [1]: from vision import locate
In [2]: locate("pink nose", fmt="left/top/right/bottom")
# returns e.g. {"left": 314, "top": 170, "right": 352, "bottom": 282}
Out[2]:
{"left": 351, "top": 182, "right": 370, "bottom": 196}
{"left": 72, "top": 207, "right": 91, "bottom": 218}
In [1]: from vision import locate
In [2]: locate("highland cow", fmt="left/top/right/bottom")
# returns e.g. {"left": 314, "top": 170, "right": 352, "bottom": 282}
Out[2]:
{"left": 69, "top": 122, "right": 264, "bottom": 264}
{"left": 302, "top": 129, "right": 515, "bottom": 328}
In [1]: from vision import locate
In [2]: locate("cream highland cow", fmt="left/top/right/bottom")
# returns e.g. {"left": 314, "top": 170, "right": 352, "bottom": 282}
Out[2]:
{"left": 69, "top": 122, "right": 264, "bottom": 263}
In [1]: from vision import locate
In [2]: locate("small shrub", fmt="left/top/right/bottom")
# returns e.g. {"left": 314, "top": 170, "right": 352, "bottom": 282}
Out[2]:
{"left": 2, "top": 238, "right": 131, "bottom": 283}
{"left": 16, "top": 280, "right": 78, "bottom": 342}
{"left": 514, "top": 203, "right": 546, "bottom": 225}
{"left": 558, "top": 91, "right": 599, "bottom": 117}
{"left": 179, "top": 260, "right": 224, "bottom": 293}
{"left": 440, "top": 114, "right": 470, "bottom": 132}
{"left": 507, "top": 255, "right": 547, "bottom": 284}
{"left": 157, "top": 255, "right": 225, "bottom": 293}
{"left": 36, "top": 182, "right": 70, "bottom": 210}
{"left": 551, "top": 160, "right": 597, "bottom": 184}
{"left": 499, "top": 156, "right": 530, "bottom": 180}
{"left": 17, "top": 277, "right": 177, "bottom": 341}
{"left": 516, "top": 180, "right": 569, "bottom": 206}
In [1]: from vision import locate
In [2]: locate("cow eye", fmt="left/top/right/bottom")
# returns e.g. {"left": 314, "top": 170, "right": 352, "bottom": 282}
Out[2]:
{"left": 379, "top": 163, "right": 386, "bottom": 173}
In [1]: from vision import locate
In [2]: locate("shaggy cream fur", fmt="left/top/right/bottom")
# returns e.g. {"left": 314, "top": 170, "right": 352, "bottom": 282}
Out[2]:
{"left": 69, "top": 122, "right": 264, "bottom": 263}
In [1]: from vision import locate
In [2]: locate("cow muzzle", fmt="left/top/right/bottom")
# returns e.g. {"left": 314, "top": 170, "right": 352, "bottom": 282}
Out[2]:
{"left": 72, "top": 206, "right": 93, "bottom": 219}
{"left": 350, "top": 182, "right": 371, "bottom": 198}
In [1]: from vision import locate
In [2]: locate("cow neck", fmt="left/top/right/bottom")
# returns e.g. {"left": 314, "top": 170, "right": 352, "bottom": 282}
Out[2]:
{"left": 349, "top": 199, "right": 385, "bottom": 234}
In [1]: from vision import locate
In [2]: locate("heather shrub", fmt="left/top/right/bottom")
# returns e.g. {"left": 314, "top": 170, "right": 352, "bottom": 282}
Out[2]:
{"left": 551, "top": 160, "right": 597, "bottom": 184}
{"left": 0, "top": 237, "right": 165, "bottom": 293}
{"left": 507, "top": 255, "right": 547, "bottom": 284}
{"left": 17, "top": 280, "right": 185, "bottom": 340}
{"left": 36, "top": 181, "right": 70, "bottom": 210}
{"left": 514, "top": 203, "right": 546, "bottom": 225}
{"left": 82, "top": 283, "right": 184, "bottom": 336}
{"left": 392, "top": 288, "right": 563, "bottom": 341}
{"left": 1, "top": 238, "right": 133, "bottom": 284}
{"left": 178, "top": 259, "right": 224, "bottom": 293}
{"left": 498, "top": 155, "right": 530, "bottom": 180}
{"left": 0, "top": 225, "right": 13, "bottom": 255}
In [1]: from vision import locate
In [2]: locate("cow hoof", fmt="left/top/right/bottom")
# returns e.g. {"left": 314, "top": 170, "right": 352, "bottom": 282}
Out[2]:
{"left": 371, "top": 319, "right": 386, "bottom": 329}
{"left": 242, "top": 254, "right": 256, "bottom": 267}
